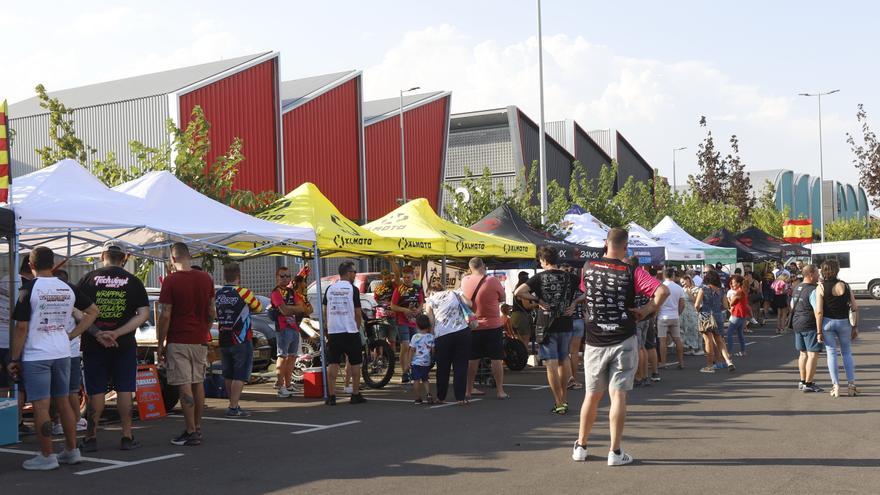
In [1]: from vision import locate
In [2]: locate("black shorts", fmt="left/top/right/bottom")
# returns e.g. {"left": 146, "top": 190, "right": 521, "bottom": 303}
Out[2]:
{"left": 773, "top": 295, "right": 788, "bottom": 310}
{"left": 470, "top": 328, "right": 504, "bottom": 360}
{"left": 0, "top": 348, "right": 10, "bottom": 389}
{"left": 83, "top": 346, "right": 138, "bottom": 395}
{"left": 327, "top": 333, "right": 363, "bottom": 365}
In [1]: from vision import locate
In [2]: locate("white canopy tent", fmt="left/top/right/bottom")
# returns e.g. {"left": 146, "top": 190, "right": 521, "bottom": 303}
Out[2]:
{"left": 650, "top": 216, "right": 736, "bottom": 265}
{"left": 628, "top": 222, "right": 704, "bottom": 262}
{"left": 7, "top": 160, "right": 316, "bottom": 259}
{"left": 562, "top": 212, "right": 610, "bottom": 248}
{"left": 112, "top": 171, "right": 316, "bottom": 256}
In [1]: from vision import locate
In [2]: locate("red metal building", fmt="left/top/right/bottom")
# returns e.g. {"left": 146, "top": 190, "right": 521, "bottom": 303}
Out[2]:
{"left": 280, "top": 71, "right": 364, "bottom": 220}
{"left": 9, "top": 52, "right": 282, "bottom": 195}
{"left": 363, "top": 92, "right": 451, "bottom": 220}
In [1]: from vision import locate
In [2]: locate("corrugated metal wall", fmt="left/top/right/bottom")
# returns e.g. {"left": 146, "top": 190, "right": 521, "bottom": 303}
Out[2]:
{"left": 518, "top": 111, "right": 573, "bottom": 193}
{"left": 9, "top": 95, "right": 169, "bottom": 178}
{"left": 282, "top": 78, "right": 361, "bottom": 219}
{"left": 446, "top": 126, "right": 516, "bottom": 178}
{"left": 365, "top": 96, "right": 449, "bottom": 220}
{"left": 178, "top": 59, "right": 279, "bottom": 194}
{"left": 586, "top": 129, "right": 615, "bottom": 158}
{"left": 615, "top": 133, "right": 653, "bottom": 188}
{"left": 574, "top": 127, "right": 612, "bottom": 182}
{"left": 545, "top": 120, "right": 570, "bottom": 152}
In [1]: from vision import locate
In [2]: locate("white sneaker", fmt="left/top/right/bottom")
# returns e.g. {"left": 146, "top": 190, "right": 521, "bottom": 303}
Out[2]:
{"left": 607, "top": 450, "right": 634, "bottom": 466}
{"left": 572, "top": 441, "right": 588, "bottom": 462}
{"left": 23, "top": 453, "right": 60, "bottom": 471}
{"left": 76, "top": 418, "right": 88, "bottom": 431}
{"left": 51, "top": 422, "right": 64, "bottom": 436}
{"left": 57, "top": 448, "right": 82, "bottom": 465}
{"left": 343, "top": 385, "right": 353, "bottom": 394}
{"left": 277, "top": 387, "right": 292, "bottom": 398}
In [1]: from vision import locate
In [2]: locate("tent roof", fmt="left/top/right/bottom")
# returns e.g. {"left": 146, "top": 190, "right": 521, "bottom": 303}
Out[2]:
{"left": 364, "top": 199, "right": 535, "bottom": 259}
{"left": 252, "top": 182, "right": 396, "bottom": 257}
{"left": 628, "top": 222, "right": 704, "bottom": 262}
{"left": 561, "top": 212, "right": 609, "bottom": 248}
{"left": 736, "top": 226, "right": 810, "bottom": 257}
{"left": 471, "top": 204, "right": 602, "bottom": 264}
{"left": 650, "top": 216, "right": 737, "bottom": 265}
{"left": 703, "top": 228, "right": 772, "bottom": 262}
{"left": 113, "top": 171, "right": 315, "bottom": 250}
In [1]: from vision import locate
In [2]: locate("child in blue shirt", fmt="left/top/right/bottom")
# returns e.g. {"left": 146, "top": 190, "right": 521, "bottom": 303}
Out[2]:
{"left": 410, "top": 314, "right": 435, "bottom": 404}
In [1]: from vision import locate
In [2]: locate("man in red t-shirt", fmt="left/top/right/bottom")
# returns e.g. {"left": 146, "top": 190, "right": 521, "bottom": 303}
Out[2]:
{"left": 389, "top": 266, "right": 424, "bottom": 383}
{"left": 460, "top": 257, "right": 509, "bottom": 400}
{"left": 157, "top": 243, "right": 215, "bottom": 447}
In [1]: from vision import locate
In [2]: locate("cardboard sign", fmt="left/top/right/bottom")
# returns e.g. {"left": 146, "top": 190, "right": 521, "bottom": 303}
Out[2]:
{"left": 135, "top": 365, "right": 167, "bottom": 420}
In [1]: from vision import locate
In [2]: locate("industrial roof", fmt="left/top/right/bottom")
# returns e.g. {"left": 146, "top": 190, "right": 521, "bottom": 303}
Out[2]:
{"left": 450, "top": 107, "right": 511, "bottom": 130}
{"left": 280, "top": 70, "right": 359, "bottom": 110}
{"left": 9, "top": 52, "right": 272, "bottom": 119}
{"left": 363, "top": 91, "right": 447, "bottom": 124}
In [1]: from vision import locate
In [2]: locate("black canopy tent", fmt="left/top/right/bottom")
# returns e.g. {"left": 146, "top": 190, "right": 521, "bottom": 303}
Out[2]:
{"left": 471, "top": 204, "right": 603, "bottom": 267}
{"left": 736, "top": 226, "right": 810, "bottom": 258}
{"left": 703, "top": 228, "right": 773, "bottom": 262}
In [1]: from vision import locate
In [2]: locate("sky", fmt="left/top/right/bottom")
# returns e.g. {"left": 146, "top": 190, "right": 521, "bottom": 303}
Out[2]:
{"left": 2, "top": 0, "right": 878, "bottom": 204}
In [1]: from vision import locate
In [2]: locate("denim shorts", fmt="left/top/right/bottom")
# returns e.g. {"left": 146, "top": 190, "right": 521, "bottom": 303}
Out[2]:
{"left": 221, "top": 341, "right": 254, "bottom": 382}
{"left": 410, "top": 364, "right": 430, "bottom": 382}
{"left": 22, "top": 358, "right": 71, "bottom": 402}
{"left": 68, "top": 356, "right": 83, "bottom": 394}
{"left": 539, "top": 331, "right": 574, "bottom": 361}
{"left": 571, "top": 319, "right": 585, "bottom": 339}
{"left": 397, "top": 325, "right": 414, "bottom": 344}
{"left": 794, "top": 330, "right": 823, "bottom": 353}
{"left": 83, "top": 346, "right": 138, "bottom": 395}
{"left": 277, "top": 329, "right": 301, "bottom": 357}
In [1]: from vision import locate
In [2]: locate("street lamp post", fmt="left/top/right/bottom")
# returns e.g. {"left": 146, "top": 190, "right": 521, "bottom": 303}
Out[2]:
{"left": 799, "top": 89, "right": 839, "bottom": 242}
{"left": 536, "top": 0, "right": 548, "bottom": 224}
{"left": 672, "top": 146, "right": 687, "bottom": 192}
{"left": 400, "top": 86, "right": 420, "bottom": 203}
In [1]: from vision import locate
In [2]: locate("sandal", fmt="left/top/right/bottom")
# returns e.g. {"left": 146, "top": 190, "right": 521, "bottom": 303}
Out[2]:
{"left": 496, "top": 393, "right": 511, "bottom": 400}
{"left": 551, "top": 404, "right": 567, "bottom": 415}
{"left": 426, "top": 394, "right": 436, "bottom": 404}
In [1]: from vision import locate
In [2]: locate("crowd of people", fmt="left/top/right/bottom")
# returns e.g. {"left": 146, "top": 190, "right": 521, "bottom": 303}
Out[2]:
{"left": 0, "top": 231, "right": 864, "bottom": 470}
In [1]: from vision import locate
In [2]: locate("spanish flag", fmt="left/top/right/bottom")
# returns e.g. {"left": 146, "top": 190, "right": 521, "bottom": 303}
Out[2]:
{"left": 783, "top": 219, "right": 812, "bottom": 244}
{"left": 0, "top": 99, "right": 9, "bottom": 203}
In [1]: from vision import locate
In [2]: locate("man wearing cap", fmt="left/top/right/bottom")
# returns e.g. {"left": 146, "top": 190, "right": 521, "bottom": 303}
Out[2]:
{"left": 77, "top": 240, "right": 150, "bottom": 452}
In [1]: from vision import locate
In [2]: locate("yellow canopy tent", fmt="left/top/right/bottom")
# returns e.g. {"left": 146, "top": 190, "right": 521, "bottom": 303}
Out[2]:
{"left": 244, "top": 182, "right": 399, "bottom": 257}
{"left": 363, "top": 198, "right": 535, "bottom": 259}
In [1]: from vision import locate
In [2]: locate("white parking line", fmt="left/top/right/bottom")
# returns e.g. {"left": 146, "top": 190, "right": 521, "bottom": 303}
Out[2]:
{"left": 74, "top": 454, "right": 185, "bottom": 476}
{"left": 0, "top": 447, "right": 183, "bottom": 476}
{"left": 291, "top": 420, "right": 361, "bottom": 435}
{"left": 360, "top": 397, "right": 412, "bottom": 403}
{"left": 429, "top": 398, "right": 483, "bottom": 409}
{"left": 170, "top": 414, "right": 323, "bottom": 428}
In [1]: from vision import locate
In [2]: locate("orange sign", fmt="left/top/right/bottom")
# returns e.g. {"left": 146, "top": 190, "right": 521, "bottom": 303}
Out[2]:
{"left": 136, "top": 365, "right": 167, "bottom": 420}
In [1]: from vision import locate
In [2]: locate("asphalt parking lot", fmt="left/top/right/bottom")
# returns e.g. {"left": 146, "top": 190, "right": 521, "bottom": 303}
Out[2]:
{"left": 2, "top": 300, "right": 879, "bottom": 494}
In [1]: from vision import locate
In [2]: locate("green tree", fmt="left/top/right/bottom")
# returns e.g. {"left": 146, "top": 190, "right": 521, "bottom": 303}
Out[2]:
{"left": 671, "top": 191, "right": 742, "bottom": 240}
{"left": 34, "top": 84, "right": 96, "bottom": 166}
{"left": 442, "top": 167, "right": 508, "bottom": 226}
{"left": 723, "top": 134, "right": 755, "bottom": 221}
{"left": 749, "top": 180, "right": 788, "bottom": 238}
{"left": 567, "top": 161, "right": 621, "bottom": 227}
{"left": 690, "top": 116, "right": 726, "bottom": 202}
{"left": 846, "top": 104, "right": 880, "bottom": 210}
{"left": 612, "top": 176, "right": 655, "bottom": 227}
{"left": 823, "top": 217, "right": 880, "bottom": 241}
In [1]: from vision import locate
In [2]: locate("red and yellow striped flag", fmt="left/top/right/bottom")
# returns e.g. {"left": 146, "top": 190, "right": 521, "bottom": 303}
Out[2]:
{"left": 783, "top": 219, "right": 812, "bottom": 244}
{"left": 0, "top": 99, "right": 9, "bottom": 203}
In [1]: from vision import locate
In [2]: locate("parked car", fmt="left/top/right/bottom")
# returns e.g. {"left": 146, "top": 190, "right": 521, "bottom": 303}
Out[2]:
{"left": 136, "top": 289, "right": 272, "bottom": 411}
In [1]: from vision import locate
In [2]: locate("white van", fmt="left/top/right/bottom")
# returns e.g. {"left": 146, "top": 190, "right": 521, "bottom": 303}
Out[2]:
{"left": 807, "top": 239, "right": 880, "bottom": 299}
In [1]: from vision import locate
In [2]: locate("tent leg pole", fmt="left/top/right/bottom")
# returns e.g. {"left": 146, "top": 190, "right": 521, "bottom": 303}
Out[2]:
{"left": 312, "top": 247, "right": 329, "bottom": 402}
{"left": 441, "top": 257, "right": 447, "bottom": 288}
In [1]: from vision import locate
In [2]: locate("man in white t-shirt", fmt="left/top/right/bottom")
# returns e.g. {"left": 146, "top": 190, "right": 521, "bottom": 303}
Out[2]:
{"left": 322, "top": 261, "right": 366, "bottom": 406}
{"left": 8, "top": 248, "right": 99, "bottom": 471}
{"left": 658, "top": 268, "right": 686, "bottom": 368}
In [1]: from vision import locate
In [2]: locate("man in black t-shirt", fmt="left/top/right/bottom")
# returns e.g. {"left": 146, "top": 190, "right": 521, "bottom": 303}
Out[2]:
{"left": 77, "top": 241, "right": 149, "bottom": 452}
{"left": 515, "top": 246, "right": 577, "bottom": 415}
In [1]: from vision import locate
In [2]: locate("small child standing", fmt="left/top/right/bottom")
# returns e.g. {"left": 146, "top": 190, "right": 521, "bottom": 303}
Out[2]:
{"left": 410, "top": 314, "right": 435, "bottom": 405}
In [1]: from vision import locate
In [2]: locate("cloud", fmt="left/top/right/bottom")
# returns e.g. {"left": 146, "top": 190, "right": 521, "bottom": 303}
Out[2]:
{"left": 363, "top": 25, "right": 863, "bottom": 193}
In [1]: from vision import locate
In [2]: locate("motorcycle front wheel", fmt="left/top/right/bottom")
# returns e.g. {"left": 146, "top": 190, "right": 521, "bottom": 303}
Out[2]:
{"left": 362, "top": 340, "right": 395, "bottom": 389}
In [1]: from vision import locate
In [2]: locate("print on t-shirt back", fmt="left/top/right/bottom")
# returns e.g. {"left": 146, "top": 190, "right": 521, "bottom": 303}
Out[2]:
{"left": 583, "top": 260, "right": 633, "bottom": 327}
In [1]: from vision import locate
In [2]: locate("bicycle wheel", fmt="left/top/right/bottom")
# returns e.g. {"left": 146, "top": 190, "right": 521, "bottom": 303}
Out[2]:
{"left": 504, "top": 338, "right": 528, "bottom": 371}
{"left": 362, "top": 340, "right": 395, "bottom": 389}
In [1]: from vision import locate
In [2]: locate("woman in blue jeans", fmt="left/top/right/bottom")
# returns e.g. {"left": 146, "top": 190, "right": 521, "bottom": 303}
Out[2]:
{"left": 694, "top": 270, "right": 735, "bottom": 373}
{"left": 814, "top": 260, "right": 859, "bottom": 398}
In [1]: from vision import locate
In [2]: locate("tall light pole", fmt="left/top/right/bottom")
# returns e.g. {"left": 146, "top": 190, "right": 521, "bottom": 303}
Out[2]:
{"left": 400, "top": 86, "right": 420, "bottom": 203}
{"left": 672, "top": 146, "right": 687, "bottom": 192}
{"left": 799, "top": 89, "right": 839, "bottom": 242}
{"left": 536, "top": 0, "right": 548, "bottom": 223}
